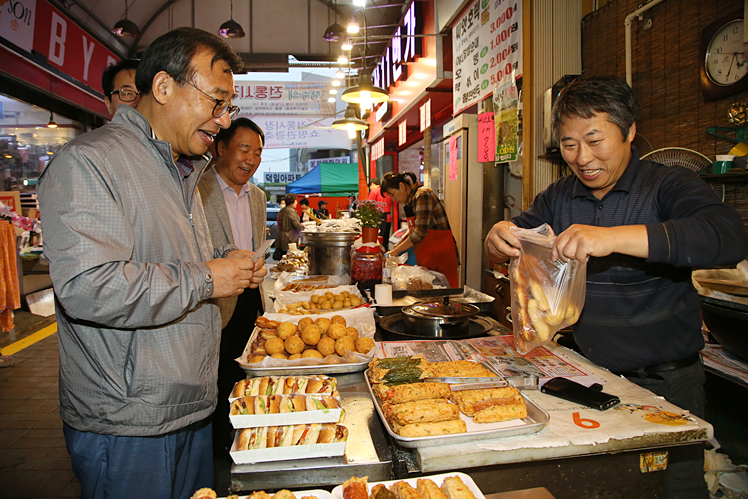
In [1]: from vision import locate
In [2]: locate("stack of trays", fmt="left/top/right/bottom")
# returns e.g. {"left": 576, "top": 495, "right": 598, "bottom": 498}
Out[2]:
{"left": 228, "top": 375, "right": 348, "bottom": 464}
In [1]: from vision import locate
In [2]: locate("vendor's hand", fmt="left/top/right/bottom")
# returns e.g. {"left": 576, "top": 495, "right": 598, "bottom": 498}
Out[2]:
{"left": 206, "top": 257, "right": 255, "bottom": 298}
{"left": 554, "top": 224, "right": 649, "bottom": 263}
{"left": 484, "top": 221, "right": 520, "bottom": 263}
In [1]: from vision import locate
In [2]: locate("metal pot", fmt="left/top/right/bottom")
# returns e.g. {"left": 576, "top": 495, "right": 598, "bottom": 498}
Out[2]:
{"left": 401, "top": 296, "right": 481, "bottom": 337}
{"left": 699, "top": 295, "right": 748, "bottom": 361}
{"left": 303, "top": 231, "right": 358, "bottom": 276}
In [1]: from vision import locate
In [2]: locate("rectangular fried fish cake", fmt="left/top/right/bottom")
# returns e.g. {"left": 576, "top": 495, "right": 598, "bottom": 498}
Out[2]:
{"left": 428, "top": 361, "right": 496, "bottom": 378}
{"left": 441, "top": 476, "right": 477, "bottom": 499}
{"left": 380, "top": 382, "right": 452, "bottom": 404}
{"left": 449, "top": 387, "right": 520, "bottom": 417}
{"left": 384, "top": 399, "right": 459, "bottom": 426}
{"left": 473, "top": 400, "right": 528, "bottom": 423}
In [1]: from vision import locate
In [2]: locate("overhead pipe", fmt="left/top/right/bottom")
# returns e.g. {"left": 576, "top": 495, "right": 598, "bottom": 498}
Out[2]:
{"left": 625, "top": 0, "right": 666, "bottom": 87}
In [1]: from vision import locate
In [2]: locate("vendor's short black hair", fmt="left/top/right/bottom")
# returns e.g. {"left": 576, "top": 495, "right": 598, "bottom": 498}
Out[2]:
{"left": 135, "top": 27, "right": 243, "bottom": 94}
{"left": 299, "top": 198, "right": 310, "bottom": 206}
{"left": 102, "top": 59, "right": 139, "bottom": 97}
{"left": 551, "top": 74, "right": 640, "bottom": 141}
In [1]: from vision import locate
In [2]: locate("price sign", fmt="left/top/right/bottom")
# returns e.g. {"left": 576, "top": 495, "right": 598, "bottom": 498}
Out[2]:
{"left": 478, "top": 112, "right": 496, "bottom": 162}
{"left": 449, "top": 135, "right": 459, "bottom": 181}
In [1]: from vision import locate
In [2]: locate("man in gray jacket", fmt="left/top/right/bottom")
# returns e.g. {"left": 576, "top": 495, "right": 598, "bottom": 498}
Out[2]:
{"left": 37, "top": 27, "right": 264, "bottom": 498}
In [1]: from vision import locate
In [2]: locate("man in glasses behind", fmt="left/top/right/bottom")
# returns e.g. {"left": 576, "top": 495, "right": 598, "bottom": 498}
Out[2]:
{"left": 102, "top": 58, "right": 141, "bottom": 116}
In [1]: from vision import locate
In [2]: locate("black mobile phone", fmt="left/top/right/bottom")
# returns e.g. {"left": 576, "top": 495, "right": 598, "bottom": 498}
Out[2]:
{"left": 541, "top": 377, "right": 620, "bottom": 411}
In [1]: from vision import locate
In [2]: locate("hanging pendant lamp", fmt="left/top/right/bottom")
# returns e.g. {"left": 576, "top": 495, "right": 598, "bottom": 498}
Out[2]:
{"left": 341, "top": 68, "right": 389, "bottom": 105}
{"left": 332, "top": 104, "right": 369, "bottom": 139}
{"left": 112, "top": 0, "right": 141, "bottom": 38}
{"left": 323, "top": 0, "right": 346, "bottom": 42}
{"left": 218, "top": 0, "right": 246, "bottom": 38}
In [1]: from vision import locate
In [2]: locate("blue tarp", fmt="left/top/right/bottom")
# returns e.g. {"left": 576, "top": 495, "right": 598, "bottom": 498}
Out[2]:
{"left": 285, "top": 163, "right": 358, "bottom": 195}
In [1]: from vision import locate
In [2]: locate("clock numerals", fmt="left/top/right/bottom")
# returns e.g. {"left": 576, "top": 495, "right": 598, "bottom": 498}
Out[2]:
{"left": 706, "top": 20, "right": 748, "bottom": 86}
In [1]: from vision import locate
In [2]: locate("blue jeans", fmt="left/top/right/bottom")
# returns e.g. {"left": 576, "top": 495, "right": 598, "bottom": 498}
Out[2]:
{"left": 63, "top": 419, "right": 214, "bottom": 499}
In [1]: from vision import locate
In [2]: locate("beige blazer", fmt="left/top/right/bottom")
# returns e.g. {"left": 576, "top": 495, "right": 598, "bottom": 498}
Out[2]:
{"left": 199, "top": 167, "right": 267, "bottom": 329}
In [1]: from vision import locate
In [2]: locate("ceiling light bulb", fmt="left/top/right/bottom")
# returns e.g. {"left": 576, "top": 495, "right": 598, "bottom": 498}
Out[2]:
{"left": 328, "top": 97, "right": 336, "bottom": 103}
{"left": 347, "top": 23, "right": 359, "bottom": 34}
{"left": 338, "top": 55, "right": 348, "bottom": 64}
{"left": 336, "top": 69, "right": 345, "bottom": 79}
{"left": 329, "top": 88, "right": 338, "bottom": 95}
{"left": 353, "top": 0, "right": 366, "bottom": 6}
{"left": 399, "top": 90, "right": 410, "bottom": 95}
{"left": 332, "top": 79, "right": 341, "bottom": 87}
{"left": 341, "top": 41, "right": 353, "bottom": 51}
{"left": 360, "top": 90, "right": 371, "bottom": 101}
{"left": 414, "top": 73, "right": 426, "bottom": 79}
{"left": 347, "top": 123, "right": 357, "bottom": 139}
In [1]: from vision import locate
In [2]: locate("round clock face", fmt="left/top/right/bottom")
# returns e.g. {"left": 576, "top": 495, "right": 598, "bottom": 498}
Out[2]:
{"left": 706, "top": 20, "right": 748, "bottom": 86}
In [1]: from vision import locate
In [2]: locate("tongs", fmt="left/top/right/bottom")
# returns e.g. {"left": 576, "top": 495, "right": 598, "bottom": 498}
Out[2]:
{"left": 423, "top": 376, "right": 509, "bottom": 390}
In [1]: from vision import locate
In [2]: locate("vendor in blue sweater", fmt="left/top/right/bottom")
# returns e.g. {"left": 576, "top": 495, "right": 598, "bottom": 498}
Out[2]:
{"left": 486, "top": 74, "right": 748, "bottom": 498}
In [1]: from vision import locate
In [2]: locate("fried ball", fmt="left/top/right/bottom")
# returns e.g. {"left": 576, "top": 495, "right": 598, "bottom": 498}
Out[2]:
{"left": 265, "top": 336, "right": 285, "bottom": 355}
{"left": 310, "top": 294, "right": 320, "bottom": 304}
{"left": 328, "top": 323, "right": 347, "bottom": 339}
{"left": 332, "top": 300, "right": 344, "bottom": 310}
{"left": 350, "top": 296, "right": 361, "bottom": 307}
{"left": 277, "top": 321, "right": 298, "bottom": 340}
{"left": 320, "top": 300, "right": 332, "bottom": 310}
{"left": 355, "top": 337, "right": 375, "bottom": 354}
{"left": 301, "top": 324, "right": 321, "bottom": 345}
{"left": 330, "top": 315, "right": 347, "bottom": 326}
{"left": 284, "top": 335, "right": 305, "bottom": 355}
{"left": 341, "top": 290, "right": 351, "bottom": 298}
{"left": 288, "top": 353, "right": 302, "bottom": 360}
{"left": 345, "top": 327, "right": 359, "bottom": 341}
{"left": 334, "top": 294, "right": 345, "bottom": 301}
{"left": 249, "top": 355, "right": 267, "bottom": 363}
{"left": 335, "top": 336, "right": 355, "bottom": 356}
{"left": 316, "top": 336, "right": 336, "bottom": 356}
{"left": 315, "top": 317, "right": 332, "bottom": 334}
{"left": 271, "top": 352, "right": 288, "bottom": 360}
{"left": 325, "top": 291, "right": 334, "bottom": 300}
{"left": 343, "top": 299, "right": 352, "bottom": 308}
{"left": 301, "top": 349, "right": 324, "bottom": 359}
{"left": 298, "top": 317, "right": 314, "bottom": 331}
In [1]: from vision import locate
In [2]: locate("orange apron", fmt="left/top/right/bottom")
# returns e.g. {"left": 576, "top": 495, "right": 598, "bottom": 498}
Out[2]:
{"left": 406, "top": 217, "right": 459, "bottom": 288}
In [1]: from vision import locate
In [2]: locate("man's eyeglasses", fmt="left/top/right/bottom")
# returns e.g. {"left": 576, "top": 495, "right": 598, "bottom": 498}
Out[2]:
{"left": 187, "top": 81, "right": 240, "bottom": 120}
{"left": 110, "top": 89, "right": 139, "bottom": 102}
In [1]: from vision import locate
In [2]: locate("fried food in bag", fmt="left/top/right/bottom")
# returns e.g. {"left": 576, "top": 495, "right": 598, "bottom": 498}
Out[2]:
{"left": 509, "top": 224, "right": 586, "bottom": 354}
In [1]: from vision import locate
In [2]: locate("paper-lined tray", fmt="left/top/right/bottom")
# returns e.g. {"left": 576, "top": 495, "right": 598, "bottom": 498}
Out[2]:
{"left": 365, "top": 370, "right": 549, "bottom": 448}
{"left": 221, "top": 490, "right": 332, "bottom": 499}
{"left": 331, "top": 472, "right": 485, "bottom": 499}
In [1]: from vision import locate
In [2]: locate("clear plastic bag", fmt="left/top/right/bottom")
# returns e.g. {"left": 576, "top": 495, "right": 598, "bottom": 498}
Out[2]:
{"left": 509, "top": 224, "right": 587, "bottom": 354}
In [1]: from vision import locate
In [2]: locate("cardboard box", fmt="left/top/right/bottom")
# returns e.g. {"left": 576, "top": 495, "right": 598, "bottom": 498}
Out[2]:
{"left": 229, "top": 400, "right": 343, "bottom": 429}
{"left": 22, "top": 208, "right": 40, "bottom": 220}
{"left": 0, "top": 191, "right": 21, "bottom": 213}
{"left": 230, "top": 429, "right": 346, "bottom": 465}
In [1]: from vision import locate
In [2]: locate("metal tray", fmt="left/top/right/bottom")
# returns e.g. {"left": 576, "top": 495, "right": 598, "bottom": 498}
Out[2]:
{"left": 331, "top": 472, "right": 486, "bottom": 499}
{"left": 365, "top": 370, "right": 550, "bottom": 448}
{"left": 240, "top": 327, "right": 369, "bottom": 376}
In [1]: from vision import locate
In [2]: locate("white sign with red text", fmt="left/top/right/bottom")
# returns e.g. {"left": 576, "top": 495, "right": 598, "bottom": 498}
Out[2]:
{"left": 233, "top": 81, "right": 337, "bottom": 116}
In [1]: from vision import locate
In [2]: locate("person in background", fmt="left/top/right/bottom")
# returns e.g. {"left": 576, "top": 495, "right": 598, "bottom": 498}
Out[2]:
{"left": 316, "top": 200, "right": 330, "bottom": 219}
{"left": 367, "top": 178, "right": 393, "bottom": 250}
{"left": 484, "top": 74, "right": 748, "bottom": 499}
{"left": 198, "top": 118, "right": 267, "bottom": 453}
{"left": 383, "top": 171, "right": 459, "bottom": 287}
{"left": 279, "top": 198, "right": 286, "bottom": 209}
{"left": 38, "top": 27, "right": 260, "bottom": 498}
{"left": 275, "top": 193, "right": 303, "bottom": 260}
{"left": 101, "top": 58, "right": 141, "bottom": 116}
{"left": 299, "top": 197, "right": 312, "bottom": 222}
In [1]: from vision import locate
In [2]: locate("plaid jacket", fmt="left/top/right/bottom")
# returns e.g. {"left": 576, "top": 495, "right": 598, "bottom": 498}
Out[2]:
{"left": 406, "top": 185, "right": 451, "bottom": 245}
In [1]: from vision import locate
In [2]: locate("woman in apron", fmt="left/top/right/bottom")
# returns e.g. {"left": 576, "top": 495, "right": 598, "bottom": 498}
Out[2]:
{"left": 382, "top": 171, "right": 459, "bottom": 287}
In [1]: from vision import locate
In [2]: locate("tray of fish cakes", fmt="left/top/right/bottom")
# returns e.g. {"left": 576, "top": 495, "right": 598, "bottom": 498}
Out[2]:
{"left": 364, "top": 356, "right": 550, "bottom": 448}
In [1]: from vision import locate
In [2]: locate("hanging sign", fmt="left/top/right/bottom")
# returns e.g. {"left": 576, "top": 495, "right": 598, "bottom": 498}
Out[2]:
{"left": 242, "top": 115, "right": 351, "bottom": 150}
{"left": 478, "top": 112, "right": 496, "bottom": 162}
{"left": 263, "top": 172, "right": 304, "bottom": 184}
{"left": 399, "top": 120, "right": 407, "bottom": 146}
{"left": 449, "top": 135, "right": 459, "bottom": 181}
{"left": 308, "top": 156, "right": 351, "bottom": 170}
{"left": 371, "top": 138, "right": 385, "bottom": 161}
{"left": 452, "top": 0, "right": 523, "bottom": 114}
{"left": 233, "top": 81, "right": 337, "bottom": 116}
{"left": 493, "top": 72, "right": 519, "bottom": 162}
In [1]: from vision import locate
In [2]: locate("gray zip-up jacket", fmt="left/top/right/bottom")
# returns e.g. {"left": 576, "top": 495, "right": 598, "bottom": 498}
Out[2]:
{"left": 38, "top": 106, "right": 231, "bottom": 436}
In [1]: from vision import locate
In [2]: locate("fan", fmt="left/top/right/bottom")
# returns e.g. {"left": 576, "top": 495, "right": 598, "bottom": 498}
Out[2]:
{"left": 640, "top": 147, "right": 724, "bottom": 202}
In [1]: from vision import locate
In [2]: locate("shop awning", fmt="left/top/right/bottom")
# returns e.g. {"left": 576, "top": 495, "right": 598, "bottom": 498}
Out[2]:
{"left": 285, "top": 163, "right": 359, "bottom": 195}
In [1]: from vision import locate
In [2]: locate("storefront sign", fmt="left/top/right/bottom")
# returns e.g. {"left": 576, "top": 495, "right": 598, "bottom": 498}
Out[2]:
{"left": 371, "top": 138, "right": 385, "bottom": 161}
{"left": 398, "top": 120, "right": 407, "bottom": 146}
{"left": 452, "top": 0, "right": 522, "bottom": 114}
{"left": 478, "top": 112, "right": 495, "bottom": 162}
{"left": 242, "top": 116, "right": 352, "bottom": 150}
{"left": 263, "top": 172, "right": 304, "bottom": 184}
{"left": 419, "top": 99, "right": 431, "bottom": 132}
{"left": 374, "top": 100, "right": 392, "bottom": 123}
{"left": 0, "top": 0, "right": 120, "bottom": 94}
{"left": 308, "top": 156, "right": 350, "bottom": 170}
{"left": 233, "top": 81, "right": 337, "bottom": 116}
{"left": 371, "top": 1, "right": 423, "bottom": 92}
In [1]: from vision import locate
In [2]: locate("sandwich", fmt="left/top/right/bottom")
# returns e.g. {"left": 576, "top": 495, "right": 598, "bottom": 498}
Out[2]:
{"left": 236, "top": 427, "right": 268, "bottom": 451}
{"left": 384, "top": 399, "right": 460, "bottom": 426}
{"left": 306, "top": 395, "right": 341, "bottom": 411}
{"left": 291, "top": 423, "right": 322, "bottom": 445}
{"left": 379, "top": 382, "right": 452, "bottom": 405}
{"left": 305, "top": 375, "right": 337, "bottom": 394}
{"left": 392, "top": 419, "right": 467, "bottom": 438}
{"left": 283, "top": 376, "right": 309, "bottom": 394}
{"left": 317, "top": 423, "right": 348, "bottom": 443}
{"left": 229, "top": 396, "right": 256, "bottom": 416}
{"left": 272, "top": 395, "right": 295, "bottom": 413}
{"left": 253, "top": 395, "right": 271, "bottom": 414}
{"left": 266, "top": 425, "right": 295, "bottom": 448}
{"left": 441, "top": 476, "right": 477, "bottom": 499}
{"left": 416, "top": 479, "right": 447, "bottom": 499}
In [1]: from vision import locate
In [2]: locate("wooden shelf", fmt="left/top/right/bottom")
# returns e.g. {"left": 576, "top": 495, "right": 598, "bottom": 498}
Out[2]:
{"left": 699, "top": 171, "right": 748, "bottom": 183}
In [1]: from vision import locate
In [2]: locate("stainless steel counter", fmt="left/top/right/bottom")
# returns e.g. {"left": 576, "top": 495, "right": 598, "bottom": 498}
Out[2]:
{"left": 230, "top": 372, "right": 393, "bottom": 492}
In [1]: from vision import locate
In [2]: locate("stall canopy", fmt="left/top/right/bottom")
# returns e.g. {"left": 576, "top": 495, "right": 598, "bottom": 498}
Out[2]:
{"left": 285, "top": 163, "right": 359, "bottom": 195}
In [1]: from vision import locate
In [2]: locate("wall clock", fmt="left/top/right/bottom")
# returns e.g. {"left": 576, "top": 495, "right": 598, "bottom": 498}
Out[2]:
{"left": 700, "top": 11, "right": 748, "bottom": 102}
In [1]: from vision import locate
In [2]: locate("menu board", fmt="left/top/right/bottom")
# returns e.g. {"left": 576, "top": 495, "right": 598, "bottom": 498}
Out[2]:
{"left": 452, "top": 0, "right": 523, "bottom": 114}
